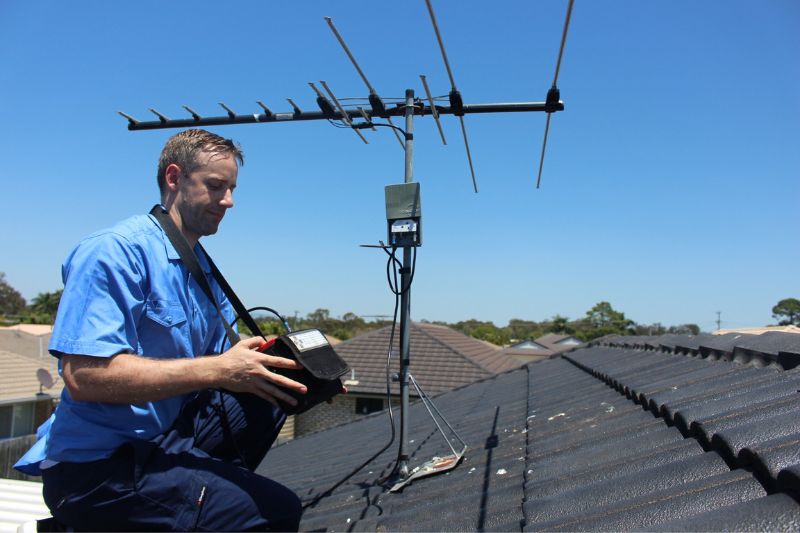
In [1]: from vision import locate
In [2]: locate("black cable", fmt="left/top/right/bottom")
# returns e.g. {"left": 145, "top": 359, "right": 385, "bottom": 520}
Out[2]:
{"left": 385, "top": 246, "right": 417, "bottom": 296}
{"left": 327, "top": 118, "right": 351, "bottom": 129}
{"left": 371, "top": 122, "right": 407, "bottom": 137}
{"left": 303, "top": 244, "right": 419, "bottom": 507}
{"left": 220, "top": 306, "right": 290, "bottom": 468}
{"left": 216, "top": 389, "right": 248, "bottom": 467}
{"left": 229, "top": 306, "right": 292, "bottom": 340}
{"left": 302, "top": 289, "right": 400, "bottom": 509}
{"left": 380, "top": 244, "right": 419, "bottom": 478}
{"left": 244, "top": 306, "right": 292, "bottom": 333}
{"left": 381, "top": 277, "right": 403, "bottom": 481}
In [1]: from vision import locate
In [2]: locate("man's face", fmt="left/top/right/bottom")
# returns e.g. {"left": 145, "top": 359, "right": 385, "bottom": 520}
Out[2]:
{"left": 172, "top": 150, "right": 238, "bottom": 244}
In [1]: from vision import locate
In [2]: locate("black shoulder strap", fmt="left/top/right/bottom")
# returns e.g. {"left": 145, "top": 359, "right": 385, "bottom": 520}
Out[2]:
{"left": 197, "top": 242, "right": 265, "bottom": 340}
{"left": 149, "top": 205, "right": 264, "bottom": 346}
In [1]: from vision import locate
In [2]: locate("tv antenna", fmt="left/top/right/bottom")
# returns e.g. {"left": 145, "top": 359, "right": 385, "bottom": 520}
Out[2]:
{"left": 119, "top": 0, "right": 575, "bottom": 490}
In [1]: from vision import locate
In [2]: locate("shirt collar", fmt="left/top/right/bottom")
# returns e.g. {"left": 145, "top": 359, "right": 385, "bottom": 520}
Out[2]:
{"left": 148, "top": 212, "right": 211, "bottom": 274}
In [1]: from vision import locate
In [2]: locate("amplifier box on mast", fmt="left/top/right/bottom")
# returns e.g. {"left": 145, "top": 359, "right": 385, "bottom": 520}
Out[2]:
{"left": 385, "top": 182, "right": 422, "bottom": 247}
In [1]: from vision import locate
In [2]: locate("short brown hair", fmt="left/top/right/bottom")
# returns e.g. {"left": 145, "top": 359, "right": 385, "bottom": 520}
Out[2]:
{"left": 157, "top": 129, "right": 244, "bottom": 196}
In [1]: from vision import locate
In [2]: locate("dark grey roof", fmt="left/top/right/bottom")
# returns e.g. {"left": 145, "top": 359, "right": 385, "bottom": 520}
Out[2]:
{"left": 258, "top": 333, "right": 800, "bottom": 531}
{"left": 733, "top": 331, "right": 800, "bottom": 369}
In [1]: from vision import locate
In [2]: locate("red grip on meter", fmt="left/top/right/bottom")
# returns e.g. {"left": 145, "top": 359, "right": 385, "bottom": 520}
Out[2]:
{"left": 257, "top": 338, "right": 277, "bottom": 352}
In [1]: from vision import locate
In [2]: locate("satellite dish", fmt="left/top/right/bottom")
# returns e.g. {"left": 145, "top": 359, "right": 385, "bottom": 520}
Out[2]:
{"left": 37, "top": 368, "right": 54, "bottom": 393}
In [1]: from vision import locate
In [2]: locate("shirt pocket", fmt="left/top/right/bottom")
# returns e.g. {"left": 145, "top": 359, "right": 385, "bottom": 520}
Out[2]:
{"left": 144, "top": 299, "right": 188, "bottom": 328}
{"left": 139, "top": 299, "right": 189, "bottom": 356}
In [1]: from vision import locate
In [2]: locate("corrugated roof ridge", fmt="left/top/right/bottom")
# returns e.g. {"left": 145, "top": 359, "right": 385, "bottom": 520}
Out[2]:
{"left": 561, "top": 344, "right": 800, "bottom": 503}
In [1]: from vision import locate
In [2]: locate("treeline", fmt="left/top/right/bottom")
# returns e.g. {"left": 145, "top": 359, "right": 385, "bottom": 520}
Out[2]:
{"left": 436, "top": 301, "right": 700, "bottom": 345}
{"left": 0, "top": 273, "right": 63, "bottom": 325}
{"left": 4, "top": 273, "right": 797, "bottom": 345}
{"left": 239, "top": 308, "right": 392, "bottom": 341}
{"left": 242, "top": 301, "right": 701, "bottom": 345}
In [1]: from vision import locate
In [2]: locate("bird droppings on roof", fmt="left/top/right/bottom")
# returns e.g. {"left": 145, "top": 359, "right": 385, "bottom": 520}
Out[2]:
{"left": 258, "top": 331, "right": 800, "bottom": 532}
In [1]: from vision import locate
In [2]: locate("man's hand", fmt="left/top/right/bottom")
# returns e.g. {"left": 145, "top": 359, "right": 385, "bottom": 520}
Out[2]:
{"left": 216, "top": 337, "right": 307, "bottom": 407}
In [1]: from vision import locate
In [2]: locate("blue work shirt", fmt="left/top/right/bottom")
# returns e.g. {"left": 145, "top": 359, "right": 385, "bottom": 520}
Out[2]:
{"left": 16, "top": 213, "right": 234, "bottom": 474}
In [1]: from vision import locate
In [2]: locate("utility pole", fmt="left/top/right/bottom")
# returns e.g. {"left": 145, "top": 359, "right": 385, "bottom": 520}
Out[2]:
{"left": 716, "top": 311, "right": 722, "bottom": 331}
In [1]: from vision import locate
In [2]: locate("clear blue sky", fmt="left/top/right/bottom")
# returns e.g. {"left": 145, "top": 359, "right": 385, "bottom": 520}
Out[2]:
{"left": 1, "top": 1, "right": 798, "bottom": 332}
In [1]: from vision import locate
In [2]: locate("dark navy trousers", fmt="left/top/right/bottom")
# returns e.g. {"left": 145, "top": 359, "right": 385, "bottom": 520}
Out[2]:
{"left": 42, "top": 390, "right": 302, "bottom": 531}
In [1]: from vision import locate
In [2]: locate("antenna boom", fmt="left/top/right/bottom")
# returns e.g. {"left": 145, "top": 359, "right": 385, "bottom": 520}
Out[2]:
{"left": 123, "top": 100, "right": 562, "bottom": 130}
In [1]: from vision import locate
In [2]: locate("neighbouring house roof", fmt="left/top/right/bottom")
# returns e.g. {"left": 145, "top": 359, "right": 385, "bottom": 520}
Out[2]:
{"left": 0, "top": 477, "right": 50, "bottom": 533}
{"left": 258, "top": 331, "right": 800, "bottom": 531}
{"left": 501, "top": 334, "right": 584, "bottom": 361}
{"left": 507, "top": 340, "right": 551, "bottom": 351}
{"left": 0, "top": 350, "right": 62, "bottom": 404}
{"left": 0, "top": 325, "right": 52, "bottom": 337}
{"left": 499, "top": 341, "right": 555, "bottom": 363}
{"left": 0, "top": 329, "right": 52, "bottom": 361}
{"left": 535, "top": 333, "right": 584, "bottom": 355}
{"left": 716, "top": 325, "right": 800, "bottom": 336}
{"left": 535, "top": 333, "right": 582, "bottom": 346}
{"left": 332, "top": 322, "right": 521, "bottom": 396}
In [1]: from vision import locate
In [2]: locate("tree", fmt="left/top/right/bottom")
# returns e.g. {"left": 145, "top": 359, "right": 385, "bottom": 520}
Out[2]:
{"left": 29, "top": 289, "right": 63, "bottom": 318}
{"left": 505, "top": 319, "right": 543, "bottom": 341}
{"left": 578, "top": 301, "right": 635, "bottom": 341}
{"left": 669, "top": 324, "right": 700, "bottom": 335}
{"left": 0, "top": 272, "right": 27, "bottom": 316}
{"left": 549, "top": 314, "right": 574, "bottom": 335}
{"left": 306, "top": 308, "right": 330, "bottom": 325}
{"left": 772, "top": 298, "right": 800, "bottom": 326}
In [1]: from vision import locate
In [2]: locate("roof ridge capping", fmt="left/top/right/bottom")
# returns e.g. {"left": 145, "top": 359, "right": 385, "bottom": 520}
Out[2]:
{"left": 589, "top": 332, "right": 800, "bottom": 371}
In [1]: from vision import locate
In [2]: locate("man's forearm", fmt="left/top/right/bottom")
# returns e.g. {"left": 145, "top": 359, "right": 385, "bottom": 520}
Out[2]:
{"left": 61, "top": 338, "right": 307, "bottom": 407}
{"left": 62, "top": 353, "right": 223, "bottom": 404}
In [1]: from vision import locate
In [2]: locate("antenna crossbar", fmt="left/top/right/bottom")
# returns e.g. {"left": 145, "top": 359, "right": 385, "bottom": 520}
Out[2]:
{"left": 122, "top": 100, "right": 562, "bottom": 130}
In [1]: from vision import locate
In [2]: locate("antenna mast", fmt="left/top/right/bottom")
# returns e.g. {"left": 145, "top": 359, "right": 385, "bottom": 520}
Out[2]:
{"left": 396, "top": 89, "right": 416, "bottom": 478}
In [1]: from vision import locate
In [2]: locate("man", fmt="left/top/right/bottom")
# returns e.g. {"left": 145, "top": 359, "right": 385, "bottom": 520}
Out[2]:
{"left": 17, "top": 129, "right": 305, "bottom": 531}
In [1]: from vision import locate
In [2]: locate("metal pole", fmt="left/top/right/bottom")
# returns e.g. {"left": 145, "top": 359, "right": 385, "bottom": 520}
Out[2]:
{"left": 397, "top": 88, "right": 415, "bottom": 478}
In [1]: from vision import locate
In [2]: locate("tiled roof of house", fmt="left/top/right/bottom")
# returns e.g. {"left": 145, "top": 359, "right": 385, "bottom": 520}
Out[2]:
{"left": 258, "top": 331, "right": 800, "bottom": 531}
{"left": 0, "top": 350, "right": 62, "bottom": 403}
{"left": 499, "top": 346, "right": 554, "bottom": 358}
{"left": 500, "top": 335, "right": 584, "bottom": 361}
{"left": 0, "top": 325, "right": 53, "bottom": 337}
{"left": 332, "top": 322, "right": 521, "bottom": 396}
{"left": 0, "top": 329, "right": 52, "bottom": 361}
{"left": 535, "top": 333, "right": 578, "bottom": 345}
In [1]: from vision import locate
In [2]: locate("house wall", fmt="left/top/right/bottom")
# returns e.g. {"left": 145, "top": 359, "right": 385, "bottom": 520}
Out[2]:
{"left": 34, "top": 395, "right": 56, "bottom": 428}
{"left": 295, "top": 396, "right": 358, "bottom": 436}
{"left": 294, "top": 395, "right": 401, "bottom": 437}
